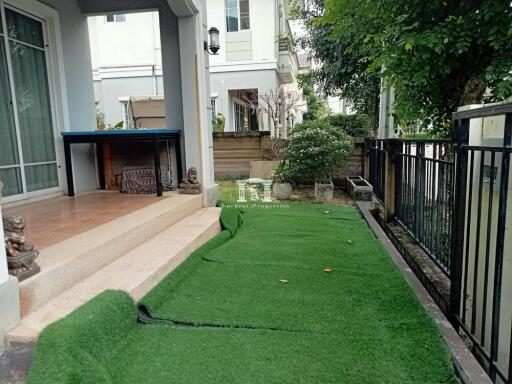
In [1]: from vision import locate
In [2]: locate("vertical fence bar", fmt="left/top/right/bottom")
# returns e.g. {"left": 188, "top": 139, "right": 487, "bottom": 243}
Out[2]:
{"left": 395, "top": 142, "right": 403, "bottom": 220}
{"left": 481, "top": 151, "right": 496, "bottom": 346}
{"left": 450, "top": 118, "right": 470, "bottom": 325}
{"left": 418, "top": 143, "right": 426, "bottom": 242}
{"left": 384, "top": 139, "right": 396, "bottom": 221}
{"left": 472, "top": 150, "right": 485, "bottom": 334}
{"left": 461, "top": 149, "right": 475, "bottom": 324}
{"left": 489, "top": 113, "right": 512, "bottom": 381}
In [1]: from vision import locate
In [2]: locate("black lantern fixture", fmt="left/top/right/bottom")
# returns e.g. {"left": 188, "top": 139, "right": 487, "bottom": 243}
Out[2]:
{"left": 204, "top": 27, "right": 220, "bottom": 55}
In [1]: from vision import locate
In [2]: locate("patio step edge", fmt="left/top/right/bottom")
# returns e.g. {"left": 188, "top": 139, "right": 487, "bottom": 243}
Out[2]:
{"left": 18, "top": 194, "right": 203, "bottom": 317}
{"left": 7, "top": 207, "right": 222, "bottom": 343}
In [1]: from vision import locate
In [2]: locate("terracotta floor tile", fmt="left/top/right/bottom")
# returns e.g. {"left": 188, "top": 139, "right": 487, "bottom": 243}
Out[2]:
{"left": 4, "top": 192, "right": 163, "bottom": 249}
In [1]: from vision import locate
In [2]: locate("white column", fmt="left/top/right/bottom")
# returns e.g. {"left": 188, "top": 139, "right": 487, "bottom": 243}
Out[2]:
{"left": 378, "top": 77, "right": 395, "bottom": 139}
{"left": 237, "top": 181, "right": 247, "bottom": 203}
{"left": 262, "top": 181, "right": 272, "bottom": 202}
{"left": 0, "top": 183, "right": 8, "bottom": 285}
{"left": 177, "top": 7, "right": 217, "bottom": 205}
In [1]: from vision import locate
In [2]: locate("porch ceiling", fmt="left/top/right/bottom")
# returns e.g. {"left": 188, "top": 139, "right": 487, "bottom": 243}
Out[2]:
{"left": 77, "top": 0, "right": 198, "bottom": 17}
{"left": 167, "top": 0, "right": 199, "bottom": 17}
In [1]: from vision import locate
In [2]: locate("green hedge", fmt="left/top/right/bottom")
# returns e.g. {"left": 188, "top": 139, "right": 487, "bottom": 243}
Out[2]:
{"left": 324, "top": 114, "right": 371, "bottom": 137}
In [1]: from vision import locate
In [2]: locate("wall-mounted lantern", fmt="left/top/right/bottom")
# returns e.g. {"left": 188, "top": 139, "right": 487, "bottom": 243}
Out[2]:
{"left": 204, "top": 27, "right": 220, "bottom": 55}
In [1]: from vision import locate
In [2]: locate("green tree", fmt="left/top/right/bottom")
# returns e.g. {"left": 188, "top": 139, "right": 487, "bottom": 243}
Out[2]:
{"left": 293, "top": 0, "right": 381, "bottom": 133}
{"left": 298, "top": 74, "right": 328, "bottom": 121}
{"left": 320, "top": 0, "right": 512, "bottom": 133}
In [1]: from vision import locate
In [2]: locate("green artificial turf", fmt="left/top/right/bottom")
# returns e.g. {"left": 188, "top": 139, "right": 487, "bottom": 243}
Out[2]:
{"left": 28, "top": 204, "right": 459, "bottom": 383}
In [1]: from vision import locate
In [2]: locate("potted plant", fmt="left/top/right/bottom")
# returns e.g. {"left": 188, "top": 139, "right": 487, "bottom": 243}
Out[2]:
{"left": 272, "top": 161, "right": 293, "bottom": 200}
{"left": 283, "top": 120, "right": 353, "bottom": 202}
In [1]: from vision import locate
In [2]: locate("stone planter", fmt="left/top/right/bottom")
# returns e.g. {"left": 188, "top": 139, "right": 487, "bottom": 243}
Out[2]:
{"left": 273, "top": 182, "right": 292, "bottom": 200}
{"left": 346, "top": 176, "right": 373, "bottom": 201}
{"left": 314, "top": 181, "right": 334, "bottom": 202}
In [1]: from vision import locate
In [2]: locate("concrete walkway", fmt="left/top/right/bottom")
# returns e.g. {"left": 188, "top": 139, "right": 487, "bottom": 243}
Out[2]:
{"left": 0, "top": 342, "right": 33, "bottom": 384}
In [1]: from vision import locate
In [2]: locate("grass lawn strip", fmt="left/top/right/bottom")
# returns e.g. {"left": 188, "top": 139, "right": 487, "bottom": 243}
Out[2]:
{"left": 27, "top": 204, "right": 460, "bottom": 383}
{"left": 29, "top": 291, "right": 457, "bottom": 384}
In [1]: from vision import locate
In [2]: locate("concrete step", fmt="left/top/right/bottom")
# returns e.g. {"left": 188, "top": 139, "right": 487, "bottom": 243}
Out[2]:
{"left": 8, "top": 207, "right": 221, "bottom": 342}
{"left": 19, "top": 194, "right": 203, "bottom": 317}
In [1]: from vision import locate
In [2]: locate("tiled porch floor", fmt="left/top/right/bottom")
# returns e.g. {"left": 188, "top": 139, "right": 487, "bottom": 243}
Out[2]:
{"left": 4, "top": 192, "right": 165, "bottom": 250}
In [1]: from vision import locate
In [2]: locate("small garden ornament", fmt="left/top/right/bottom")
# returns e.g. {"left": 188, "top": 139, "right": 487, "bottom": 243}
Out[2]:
{"left": 4, "top": 215, "right": 40, "bottom": 281}
{"left": 179, "top": 167, "right": 202, "bottom": 195}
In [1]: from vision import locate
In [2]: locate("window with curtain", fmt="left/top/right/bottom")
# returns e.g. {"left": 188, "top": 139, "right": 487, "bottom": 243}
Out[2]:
{"left": 0, "top": 5, "right": 58, "bottom": 198}
{"left": 225, "top": 0, "right": 250, "bottom": 32}
{"left": 0, "top": 11, "right": 22, "bottom": 197}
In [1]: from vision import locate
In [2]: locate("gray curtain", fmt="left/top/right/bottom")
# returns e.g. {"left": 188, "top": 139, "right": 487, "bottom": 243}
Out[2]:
{"left": 0, "top": 18, "right": 22, "bottom": 197}
{"left": 0, "top": 8, "right": 58, "bottom": 195}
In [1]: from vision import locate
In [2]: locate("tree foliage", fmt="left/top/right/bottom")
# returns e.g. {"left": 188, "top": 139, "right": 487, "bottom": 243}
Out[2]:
{"left": 292, "top": 0, "right": 381, "bottom": 133}
{"left": 319, "top": 0, "right": 512, "bottom": 132}
{"left": 293, "top": 0, "right": 512, "bottom": 133}
{"left": 325, "top": 114, "right": 371, "bottom": 138}
{"left": 298, "top": 74, "right": 328, "bottom": 121}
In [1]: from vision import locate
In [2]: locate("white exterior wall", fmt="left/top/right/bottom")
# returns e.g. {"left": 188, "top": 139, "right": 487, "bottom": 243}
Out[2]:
{"left": 88, "top": 12, "right": 165, "bottom": 127}
{"left": 88, "top": 12, "right": 162, "bottom": 68}
{"left": 207, "top": 0, "right": 278, "bottom": 66}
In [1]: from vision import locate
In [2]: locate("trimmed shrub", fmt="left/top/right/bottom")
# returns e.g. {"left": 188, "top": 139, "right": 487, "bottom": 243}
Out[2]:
{"left": 283, "top": 120, "right": 354, "bottom": 184}
{"left": 212, "top": 113, "right": 225, "bottom": 133}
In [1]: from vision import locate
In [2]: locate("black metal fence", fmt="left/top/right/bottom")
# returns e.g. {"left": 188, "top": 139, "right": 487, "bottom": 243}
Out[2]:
{"left": 395, "top": 140, "right": 455, "bottom": 273}
{"left": 367, "top": 139, "right": 386, "bottom": 203}
{"left": 365, "top": 104, "right": 512, "bottom": 383}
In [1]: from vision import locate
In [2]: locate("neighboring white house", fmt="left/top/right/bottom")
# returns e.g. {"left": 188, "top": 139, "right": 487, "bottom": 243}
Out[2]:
{"left": 207, "top": 0, "right": 307, "bottom": 137}
{"left": 88, "top": 1, "right": 309, "bottom": 138}
{"left": 88, "top": 11, "right": 165, "bottom": 128}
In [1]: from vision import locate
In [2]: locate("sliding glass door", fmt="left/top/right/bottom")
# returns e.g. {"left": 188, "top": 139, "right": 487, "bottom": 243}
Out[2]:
{"left": 0, "top": 4, "right": 58, "bottom": 201}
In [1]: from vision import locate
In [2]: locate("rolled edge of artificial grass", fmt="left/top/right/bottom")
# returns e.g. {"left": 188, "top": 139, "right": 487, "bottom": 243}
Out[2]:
{"left": 27, "top": 290, "right": 137, "bottom": 384}
{"left": 218, "top": 206, "right": 244, "bottom": 237}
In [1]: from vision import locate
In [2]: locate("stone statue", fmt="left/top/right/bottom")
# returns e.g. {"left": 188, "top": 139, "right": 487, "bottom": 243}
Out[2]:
{"left": 4, "top": 215, "right": 40, "bottom": 281}
{"left": 178, "top": 167, "right": 202, "bottom": 195}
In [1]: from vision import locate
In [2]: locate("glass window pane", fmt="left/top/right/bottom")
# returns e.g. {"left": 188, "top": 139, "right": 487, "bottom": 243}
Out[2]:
{"left": 5, "top": 8, "right": 44, "bottom": 48}
{"left": 0, "top": 167, "right": 22, "bottom": 197}
{"left": 240, "top": 0, "right": 250, "bottom": 30}
{"left": 240, "top": 16, "right": 250, "bottom": 30}
{"left": 225, "top": 0, "right": 239, "bottom": 32}
{"left": 25, "top": 163, "right": 58, "bottom": 192}
{"left": 226, "top": 10, "right": 238, "bottom": 32}
{"left": 10, "top": 41, "right": 56, "bottom": 164}
{"left": 0, "top": 39, "right": 19, "bottom": 166}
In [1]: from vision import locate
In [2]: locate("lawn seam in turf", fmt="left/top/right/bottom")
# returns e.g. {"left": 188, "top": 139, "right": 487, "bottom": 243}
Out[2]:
{"left": 138, "top": 306, "right": 309, "bottom": 334}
